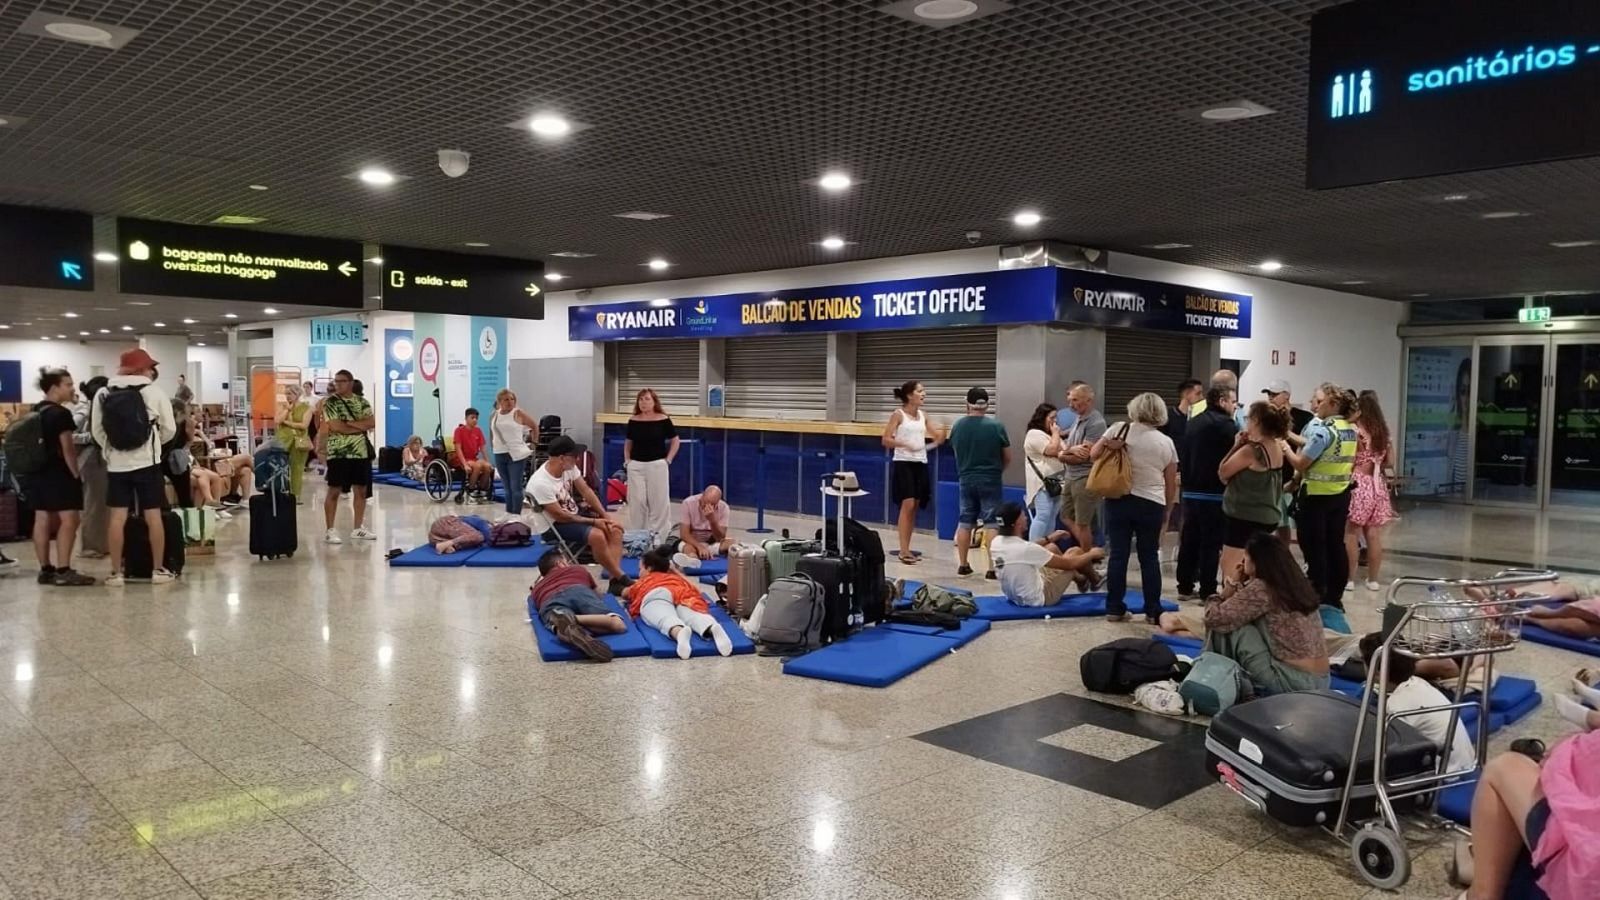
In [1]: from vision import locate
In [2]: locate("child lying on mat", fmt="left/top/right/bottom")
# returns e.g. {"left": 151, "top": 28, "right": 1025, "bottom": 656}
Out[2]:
{"left": 988, "top": 501, "right": 1105, "bottom": 607}
{"left": 1359, "top": 632, "right": 1476, "bottom": 774}
{"left": 623, "top": 547, "right": 734, "bottom": 659}
{"left": 428, "top": 515, "right": 492, "bottom": 555}
{"left": 531, "top": 550, "right": 627, "bottom": 662}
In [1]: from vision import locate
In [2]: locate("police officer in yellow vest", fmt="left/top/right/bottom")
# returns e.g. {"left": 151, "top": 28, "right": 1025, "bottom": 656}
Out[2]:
{"left": 1287, "top": 383, "right": 1358, "bottom": 627}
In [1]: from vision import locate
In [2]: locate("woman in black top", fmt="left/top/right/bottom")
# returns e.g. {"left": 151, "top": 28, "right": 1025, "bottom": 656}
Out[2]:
{"left": 19, "top": 367, "right": 95, "bottom": 586}
{"left": 624, "top": 388, "right": 679, "bottom": 538}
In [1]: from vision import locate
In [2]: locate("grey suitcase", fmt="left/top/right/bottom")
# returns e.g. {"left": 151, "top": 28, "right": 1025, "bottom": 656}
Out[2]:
{"left": 726, "top": 543, "right": 769, "bottom": 619}
{"left": 762, "top": 539, "right": 816, "bottom": 583}
{"left": 756, "top": 573, "right": 826, "bottom": 655}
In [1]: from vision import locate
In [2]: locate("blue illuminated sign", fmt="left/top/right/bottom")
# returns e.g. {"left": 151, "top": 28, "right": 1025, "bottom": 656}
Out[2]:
{"left": 1407, "top": 44, "right": 1594, "bottom": 94}
{"left": 310, "top": 318, "right": 364, "bottom": 345}
{"left": 1329, "top": 69, "right": 1374, "bottom": 118}
{"left": 59, "top": 260, "right": 84, "bottom": 281}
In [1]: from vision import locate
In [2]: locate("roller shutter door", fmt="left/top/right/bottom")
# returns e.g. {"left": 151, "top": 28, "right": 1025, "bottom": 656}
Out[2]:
{"left": 725, "top": 334, "right": 828, "bottom": 419}
{"left": 615, "top": 340, "right": 700, "bottom": 414}
{"left": 1102, "top": 331, "right": 1194, "bottom": 418}
{"left": 855, "top": 327, "right": 998, "bottom": 421}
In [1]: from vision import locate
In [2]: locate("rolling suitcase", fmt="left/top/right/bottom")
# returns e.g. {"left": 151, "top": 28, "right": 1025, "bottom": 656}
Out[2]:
{"left": 795, "top": 553, "right": 858, "bottom": 643}
{"left": 762, "top": 539, "right": 817, "bottom": 583}
{"left": 815, "top": 516, "right": 888, "bottom": 625}
{"left": 249, "top": 490, "right": 298, "bottom": 560}
{"left": 726, "top": 544, "right": 768, "bottom": 618}
{"left": 1205, "top": 690, "right": 1439, "bottom": 828}
{"left": 124, "top": 508, "right": 185, "bottom": 580}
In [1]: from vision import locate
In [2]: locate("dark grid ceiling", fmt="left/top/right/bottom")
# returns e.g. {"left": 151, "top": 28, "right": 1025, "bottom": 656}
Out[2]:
{"left": 3, "top": 0, "right": 1599, "bottom": 302}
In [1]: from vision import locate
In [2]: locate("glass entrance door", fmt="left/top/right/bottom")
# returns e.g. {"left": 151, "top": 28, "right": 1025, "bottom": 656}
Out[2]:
{"left": 1549, "top": 340, "right": 1600, "bottom": 509}
{"left": 1472, "top": 340, "right": 1547, "bottom": 505}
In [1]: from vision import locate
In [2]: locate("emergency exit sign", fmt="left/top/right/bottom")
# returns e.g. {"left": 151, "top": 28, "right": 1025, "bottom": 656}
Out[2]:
{"left": 1519, "top": 306, "right": 1553, "bottom": 324}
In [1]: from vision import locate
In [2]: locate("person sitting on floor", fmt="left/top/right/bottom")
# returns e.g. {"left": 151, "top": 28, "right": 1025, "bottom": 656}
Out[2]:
{"left": 526, "top": 435, "right": 632, "bottom": 594}
{"left": 428, "top": 514, "right": 492, "bottom": 555}
{"left": 623, "top": 546, "right": 734, "bottom": 659}
{"left": 673, "top": 485, "right": 730, "bottom": 570}
{"left": 1160, "top": 531, "right": 1328, "bottom": 697}
{"left": 987, "top": 501, "right": 1105, "bottom": 608}
{"left": 1358, "top": 632, "right": 1476, "bottom": 774}
{"left": 401, "top": 435, "right": 429, "bottom": 482}
{"left": 530, "top": 549, "right": 628, "bottom": 662}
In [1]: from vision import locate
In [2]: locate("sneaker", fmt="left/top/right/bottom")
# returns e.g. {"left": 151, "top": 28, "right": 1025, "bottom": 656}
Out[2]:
{"left": 1084, "top": 566, "right": 1106, "bottom": 592}
{"left": 36, "top": 565, "right": 57, "bottom": 585}
{"left": 671, "top": 552, "right": 700, "bottom": 571}
{"left": 1365, "top": 580, "right": 1383, "bottom": 592}
{"left": 350, "top": 527, "right": 377, "bottom": 541}
{"left": 325, "top": 529, "right": 344, "bottom": 545}
{"left": 0, "top": 552, "right": 17, "bottom": 570}
{"left": 215, "top": 508, "right": 233, "bottom": 520}
{"left": 553, "top": 616, "right": 614, "bottom": 662}
{"left": 957, "top": 565, "right": 974, "bottom": 577}
{"left": 1345, "top": 581, "right": 1355, "bottom": 592}
{"left": 52, "top": 568, "right": 96, "bottom": 587}
{"left": 151, "top": 569, "right": 176, "bottom": 585}
{"left": 607, "top": 575, "right": 633, "bottom": 597}
{"left": 105, "top": 573, "right": 125, "bottom": 586}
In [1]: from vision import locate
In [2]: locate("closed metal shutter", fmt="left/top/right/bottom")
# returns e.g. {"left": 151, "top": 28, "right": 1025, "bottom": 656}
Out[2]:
{"left": 615, "top": 340, "right": 700, "bottom": 414}
{"left": 725, "top": 334, "right": 828, "bottom": 419}
{"left": 855, "top": 327, "right": 998, "bottom": 421}
{"left": 1102, "top": 330, "right": 1194, "bottom": 418}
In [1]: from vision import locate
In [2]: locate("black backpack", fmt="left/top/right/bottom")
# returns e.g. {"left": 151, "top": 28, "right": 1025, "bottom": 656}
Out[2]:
{"left": 1079, "top": 638, "right": 1180, "bottom": 694}
{"left": 1, "top": 409, "right": 48, "bottom": 475}
{"left": 100, "top": 385, "right": 153, "bottom": 451}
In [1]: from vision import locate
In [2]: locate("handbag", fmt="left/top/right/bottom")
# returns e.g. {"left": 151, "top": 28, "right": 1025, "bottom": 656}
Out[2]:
{"left": 1027, "top": 454, "right": 1064, "bottom": 498}
{"left": 1086, "top": 423, "right": 1133, "bottom": 498}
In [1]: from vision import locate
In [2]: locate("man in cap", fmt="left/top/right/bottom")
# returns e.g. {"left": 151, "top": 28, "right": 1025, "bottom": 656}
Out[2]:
{"left": 947, "top": 387, "right": 1010, "bottom": 578}
{"left": 526, "top": 435, "right": 632, "bottom": 594}
{"left": 93, "top": 348, "right": 177, "bottom": 585}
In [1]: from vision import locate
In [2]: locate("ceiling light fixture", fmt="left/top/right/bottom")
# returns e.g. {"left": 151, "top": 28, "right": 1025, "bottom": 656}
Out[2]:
{"left": 0, "top": 324, "right": 8, "bottom": 330}
{"left": 56, "top": 334, "right": 66, "bottom": 339}
{"left": 196, "top": 342, "right": 206, "bottom": 347}
{"left": 358, "top": 167, "right": 396, "bottom": 186}
{"left": 462, "top": 242, "right": 489, "bottom": 247}
{"left": 98, "top": 328, "right": 110, "bottom": 334}
{"left": 248, "top": 184, "right": 268, "bottom": 191}
{"left": 1551, "top": 240, "right": 1600, "bottom": 249}
{"left": 120, "top": 325, "right": 132, "bottom": 331}
{"left": 127, "top": 301, "right": 152, "bottom": 306}
{"left": 528, "top": 113, "right": 571, "bottom": 137}
{"left": 1256, "top": 260, "right": 1284, "bottom": 272}
{"left": 1340, "top": 280, "right": 1370, "bottom": 285}
{"left": 1012, "top": 210, "right": 1042, "bottom": 227}
{"left": 40, "top": 336, "right": 50, "bottom": 341}
{"left": 1480, "top": 210, "right": 1528, "bottom": 219}
{"left": 545, "top": 273, "right": 565, "bottom": 282}
{"left": 1197, "top": 100, "right": 1276, "bottom": 121}
{"left": 1143, "top": 242, "right": 1192, "bottom": 250}
{"left": 880, "top": 0, "right": 1009, "bottom": 28}
{"left": 647, "top": 258, "right": 670, "bottom": 271}
{"left": 550, "top": 251, "right": 597, "bottom": 258}
{"left": 62, "top": 311, "right": 78, "bottom": 318}
{"left": 613, "top": 211, "right": 673, "bottom": 221}
{"left": 79, "top": 331, "right": 90, "bottom": 336}
{"left": 93, "top": 251, "right": 117, "bottom": 262}
{"left": 1409, "top": 292, "right": 1431, "bottom": 298}
{"left": 223, "top": 313, "right": 238, "bottom": 319}
{"left": 820, "top": 236, "right": 846, "bottom": 250}
{"left": 818, "top": 171, "right": 853, "bottom": 192}
{"left": 263, "top": 308, "right": 280, "bottom": 315}
{"left": 153, "top": 321, "right": 165, "bottom": 327}
{"left": 19, "top": 10, "right": 141, "bottom": 49}
{"left": 181, "top": 318, "right": 197, "bottom": 324}
{"left": 1440, "top": 193, "right": 1472, "bottom": 202}
{"left": 212, "top": 215, "right": 266, "bottom": 225}
{"left": 367, "top": 257, "right": 383, "bottom": 264}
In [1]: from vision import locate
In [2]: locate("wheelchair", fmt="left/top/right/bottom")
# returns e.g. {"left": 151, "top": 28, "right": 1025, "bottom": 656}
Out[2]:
{"left": 420, "top": 448, "right": 493, "bottom": 504}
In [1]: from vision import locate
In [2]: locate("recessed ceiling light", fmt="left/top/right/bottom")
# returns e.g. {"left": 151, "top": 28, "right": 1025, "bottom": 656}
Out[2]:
{"left": 1440, "top": 193, "right": 1471, "bottom": 202}
{"left": 263, "top": 308, "right": 280, "bottom": 315}
{"left": 1480, "top": 211, "right": 1528, "bottom": 219}
{"left": 223, "top": 313, "right": 238, "bottom": 319}
{"left": 0, "top": 115, "right": 25, "bottom": 127}
{"left": 613, "top": 211, "right": 673, "bottom": 221}
{"left": 1409, "top": 292, "right": 1431, "bottom": 298}
{"left": 550, "top": 251, "right": 597, "bottom": 258}
{"left": 1143, "top": 242, "right": 1192, "bottom": 250}
{"left": 1340, "top": 280, "right": 1369, "bottom": 285}
{"left": 182, "top": 318, "right": 197, "bottom": 324}
{"left": 367, "top": 257, "right": 383, "bottom": 264}
{"left": 153, "top": 322, "right": 165, "bottom": 327}
{"left": 40, "top": 336, "right": 50, "bottom": 341}
{"left": 78, "top": 330, "right": 90, "bottom": 336}
{"left": 98, "top": 328, "right": 110, "bottom": 334}
{"left": 1256, "top": 260, "right": 1284, "bottom": 272}
{"left": 248, "top": 184, "right": 268, "bottom": 191}
{"left": 1550, "top": 240, "right": 1600, "bottom": 249}
{"left": 1012, "top": 210, "right": 1042, "bottom": 227}
{"left": 56, "top": 334, "right": 66, "bottom": 339}
{"left": 19, "top": 11, "right": 140, "bottom": 49}
{"left": 880, "top": 0, "right": 1009, "bottom": 28}
{"left": 196, "top": 342, "right": 206, "bottom": 347}
{"left": 820, "top": 236, "right": 847, "bottom": 250}
{"left": 358, "top": 167, "right": 396, "bottom": 186}
{"left": 120, "top": 326, "right": 132, "bottom": 331}
{"left": 546, "top": 273, "right": 565, "bottom": 282}
{"left": 0, "top": 324, "right": 8, "bottom": 330}
{"left": 647, "top": 259, "right": 670, "bottom": 271}
{"left": 528, "top": 113, "right": 571, "bottom": 137}
{"left": 62, "top": 311, "right": 79, "bottom": 318}
{"left": 1198, "top": 100, "right": 1275, "bottom": 121}
{"left": 212, "top": 215, "right": 266, "bottom": 225}
{"left": 818, "top": 171, "right": 853, "bottom": 192}
{"left": 93, "top": 251, "right": 118, "bottom": 262}
{"left": 462, "top": 242, "right": 490, "bottom": 248}
{"left": 126, "top": 301, "right": 152, "bottom": 306}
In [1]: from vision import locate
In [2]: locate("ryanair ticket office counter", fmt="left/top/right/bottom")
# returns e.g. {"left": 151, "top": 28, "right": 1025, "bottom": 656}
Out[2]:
{"left": 572, "top": 264, "right": 1252, "bottom": 534}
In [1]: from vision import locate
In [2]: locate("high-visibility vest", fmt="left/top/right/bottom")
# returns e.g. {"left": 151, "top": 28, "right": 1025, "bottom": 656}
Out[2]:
{"left": 1304, "top": 415, "right": 1356, "bottom": 495}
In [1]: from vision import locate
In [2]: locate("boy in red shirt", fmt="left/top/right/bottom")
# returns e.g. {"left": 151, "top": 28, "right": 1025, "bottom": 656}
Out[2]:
{"left": 451, "top": 407, "right": 496, "bottom": 504}
{"left": 623, "top": 547, "right": 734, "bottom": 659}
{"left": 531, "top": 550, "right": 627, "bottom": 661}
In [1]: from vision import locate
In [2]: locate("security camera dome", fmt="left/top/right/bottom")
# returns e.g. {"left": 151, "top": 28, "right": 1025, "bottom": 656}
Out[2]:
{"left": 437, "top": 149, "right": 470, "bottom": 178}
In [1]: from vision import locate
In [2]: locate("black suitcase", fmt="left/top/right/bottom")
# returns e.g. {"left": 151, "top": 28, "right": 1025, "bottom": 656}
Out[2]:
{"left": 377, "top": 446, "right": 403, "bottom": 474}
{"left": 1205, "top": 691, "right": 1440, "bottom": 827}
{"left": 124, "top": 509, "right": 185, "bottom": 580}
{"left": 816, "top": 517, "right": 888, "bottom": 624}
{"left": 249, "top": 490, "right": 298, "bottom": 560}
{"left": 796, "top": 553, "right": 859, "bottom": 643}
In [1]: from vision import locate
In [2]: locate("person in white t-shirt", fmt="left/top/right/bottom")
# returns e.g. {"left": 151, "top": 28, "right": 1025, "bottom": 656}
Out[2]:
{"left": 1359, "top": 633, "right": 1476, "bottom": 774}
{"left": 1090, "top": 392, "right": 1179, "bottom": 623}
{"left": 525, "top": 435, "right": 632, "bottom": 594}
{"left": 988, "top": 501, "right": 1106, "bottom": 607}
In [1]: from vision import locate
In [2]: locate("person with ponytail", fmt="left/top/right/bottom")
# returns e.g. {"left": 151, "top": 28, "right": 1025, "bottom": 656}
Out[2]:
{"left": 1345, "top": 390, "right": 1397, "bottom": 591}
{"left": 882, "top": 380, "right": 941, "bottom": 565}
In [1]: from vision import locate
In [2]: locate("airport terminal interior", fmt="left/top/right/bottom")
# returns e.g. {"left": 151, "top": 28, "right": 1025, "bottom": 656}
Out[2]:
{"left": 3, "top": 1, "right": 1600, "bottom": 898}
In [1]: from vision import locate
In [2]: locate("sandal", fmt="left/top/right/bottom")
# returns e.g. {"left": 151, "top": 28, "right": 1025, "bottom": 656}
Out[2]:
{"left": 897, "top": 553, "right": 919, "bottom": 565}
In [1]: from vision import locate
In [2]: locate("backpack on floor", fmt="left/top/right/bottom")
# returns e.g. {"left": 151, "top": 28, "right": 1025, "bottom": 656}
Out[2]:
{"left": 911, "top": 583, "right": 977, "bottom": 618}
{"left": 100, "top": 385, "right": 154, "bottom": 451}
{"left": 489, "top": 520, "right": 533, "bottom": 547}
{"left": 1079, "top": 637, "right": 1180, "bottom": 694}
{"left": 1, "top": 409, "right": 47, "bottom": 476}
{"left": 1179, "top": 651, "right": 1246, "bottom": 715}
{"left": 756, "top": 573, "right": 826, "bottom": 655}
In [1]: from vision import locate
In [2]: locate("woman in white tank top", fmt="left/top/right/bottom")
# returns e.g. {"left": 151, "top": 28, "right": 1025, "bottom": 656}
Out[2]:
{"left": 881, "top": 380, "right": 942, "bottom": 565}
{"left": 489, "top": 389, "right": 538, "bottom": 515}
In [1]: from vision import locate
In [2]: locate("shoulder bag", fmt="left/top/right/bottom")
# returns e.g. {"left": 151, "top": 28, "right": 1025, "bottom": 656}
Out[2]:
{"left": 1086, "top": 422, "right": 1134, "bottom": 498}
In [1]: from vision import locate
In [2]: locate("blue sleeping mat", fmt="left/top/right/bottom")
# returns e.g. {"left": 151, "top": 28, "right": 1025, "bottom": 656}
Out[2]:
{"left": 464, "top": 544, "right": 547, "bottom": 567}
{"left": 616, "top": 556, "right": 729, "bottom": 578}
{"left": 973, "top": 591, "right": 1179, "bottom": 620}
{"left": 783, "top": 627, "right": 961, "bottom": 688}
{"left": 528, "top": 594, "right": 651, "bottom": 661}
{"left": 1438, "top": 775, "right": 1477, "bottom": 825}
{"left": 1521, "top": 623, "right": 1600, "bottom": 657}
{"left": 880, "top": 616, "right": 991, "bottom": 647}
{"left": 388, "top": 545, "right": 481, "bottom": 567}
{"left": 637, "top": 602, "right": 755, "bottom": 659}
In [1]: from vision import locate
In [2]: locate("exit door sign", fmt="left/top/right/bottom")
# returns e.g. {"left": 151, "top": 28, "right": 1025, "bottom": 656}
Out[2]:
{"left": 1518, "top": 306, "right": 1553, "bottom": 324}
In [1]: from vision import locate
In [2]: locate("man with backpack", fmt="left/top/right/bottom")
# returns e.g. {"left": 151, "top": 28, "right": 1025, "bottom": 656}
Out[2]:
{"left": 91, "top": 348, "right": 177, "bottom": 586}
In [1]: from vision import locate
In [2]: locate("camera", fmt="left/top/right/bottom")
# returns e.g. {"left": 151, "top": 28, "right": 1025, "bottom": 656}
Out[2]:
{"left": 965, "top": 230, "right": 982, "bottom": 245}
{"left": 437, "top": 149, "right": 470, "bottom": 178}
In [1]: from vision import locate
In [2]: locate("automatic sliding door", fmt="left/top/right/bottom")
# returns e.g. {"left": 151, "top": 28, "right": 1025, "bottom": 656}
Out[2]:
{"left": 1550, "top": 341, "right": 1600, "bottom": 508}
{"left": 1472, "top": 341, "right": 1546, "bottom": 505}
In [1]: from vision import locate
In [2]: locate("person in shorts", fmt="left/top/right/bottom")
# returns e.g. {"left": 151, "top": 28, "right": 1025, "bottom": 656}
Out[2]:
{"left": 674, "top": 485, "right": 730, "bottom": 568}
{"left": 320, "top": 369, "right": 376, "bottom": 544}
{"left": 451, "top": 408, "right": 496, "bottom": 503}
{"left": 92, "top": 348, "right": 177, "bottom": 585}
{"left": 526, "top": 435, "right": 631, "bottom": 593}
{"left": 18, "top": 367, "right": 94, "bottom": 586}
{"left": 947, "top": 387, "right": 1009, "bottom": 578}
{"left": 1060, "top": 382, "right": 1108, "bottom": 554}
{"left": 532, "top": 549, "right": 628, "bottom": 661}
{"left": 989, "top": 501, "right": 1104, "bottom": 607}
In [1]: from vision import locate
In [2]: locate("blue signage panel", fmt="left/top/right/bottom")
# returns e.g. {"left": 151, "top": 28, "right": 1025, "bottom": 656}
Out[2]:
{"left": 307, "top": 344, "right": 327, "bottom": 368}
{"left": 310, "top": 318, "right": 364, "bottom": 345}
{"left": 569, "top": 267, "right": 1249, "bottom": 341}
{"left": 384, "top": 329, "right": 414, "bottom": 448}
{"left": 1307, "top": 0, "right": 1600, "bottom": 188}
{"left": 0, "top": 205, "right": 94, "bottom": 292}
{"left": 0, "top": 360, "right": 22, "bottom": 403}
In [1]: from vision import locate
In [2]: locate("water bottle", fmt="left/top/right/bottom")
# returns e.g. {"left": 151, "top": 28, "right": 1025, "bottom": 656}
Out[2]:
{"left": 1429, "top": 584, "right": 1480, "bottom": 644}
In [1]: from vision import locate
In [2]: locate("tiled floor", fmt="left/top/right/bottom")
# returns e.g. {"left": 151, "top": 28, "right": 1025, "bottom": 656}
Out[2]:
{"left": 0, "top": 488, "right": 1594, "bottom": 899}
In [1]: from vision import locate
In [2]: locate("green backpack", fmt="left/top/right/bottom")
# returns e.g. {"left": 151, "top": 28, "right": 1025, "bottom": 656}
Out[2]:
{"left": 912, "top": 583, "right": 978, "bottom": 618}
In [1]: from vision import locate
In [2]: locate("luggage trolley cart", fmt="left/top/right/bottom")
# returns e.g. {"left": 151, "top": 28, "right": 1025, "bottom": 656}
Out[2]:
{"left": 1336, "top": 568, "right": 1556, "bottom": 889}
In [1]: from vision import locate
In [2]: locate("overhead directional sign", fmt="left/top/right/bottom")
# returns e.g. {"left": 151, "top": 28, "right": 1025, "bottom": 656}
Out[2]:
{"left": 378, "top": 245, "right": 544, "bottom": 320}
{"left": 0, "top": 203, "right": 94, "bottom": 292}
{"left": 117, "top": 218, "right": 365, "bottom": 308}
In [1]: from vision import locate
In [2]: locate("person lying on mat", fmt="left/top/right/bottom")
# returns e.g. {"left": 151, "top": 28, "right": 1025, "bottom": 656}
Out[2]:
{"left": 1159, "top": 531, "right": 1328, "bottom": 696}
{"left": 428, "top": 515, "right": 491, "bottom": 555}
{"left": 526, "top": 435, "right": 633, "bottom": 595}
{"left": 1358, "top": 632, "right": 1476, "bottom": 775}
{"left": 623, "top": 546, "right": 734, "bottom": 659}
{"left": 1450, "top": 715, "right": 1600, "bottom": 899}
{"left": 531, "top": 549, "right": 627, "bottom": 662}
{"left": 988, "top": 501, "right": 1105, "bottom": 608}
{"left": 1518, "top": 587, "right": 1600, "bottom": 640}
{"left": 675, "top": 486, "right": 731, "bottom": 568}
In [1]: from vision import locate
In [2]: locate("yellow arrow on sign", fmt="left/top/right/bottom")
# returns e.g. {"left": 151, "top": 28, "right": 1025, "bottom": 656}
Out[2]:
{"left": 524, "top": 283, "right": 541, "bottom": 298}
{"left": 337, "top": 261, "right": 356, "bottom": 277}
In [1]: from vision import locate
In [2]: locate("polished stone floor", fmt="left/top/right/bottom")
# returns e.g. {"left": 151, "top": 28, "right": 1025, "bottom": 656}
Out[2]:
{"left": 1, "top": 489, "right": 1595, "bottom": 899}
